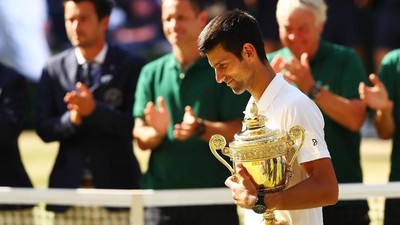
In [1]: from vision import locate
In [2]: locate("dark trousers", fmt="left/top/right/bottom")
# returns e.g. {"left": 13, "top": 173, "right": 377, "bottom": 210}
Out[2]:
{"left": 144, "top": 205, "right": 239, "bottom": 225}
{"left": 384, "top": 198, "right": 400, "bottom": 225}
{"left": 323, "top": 204, "right": 370, "bottom": 225}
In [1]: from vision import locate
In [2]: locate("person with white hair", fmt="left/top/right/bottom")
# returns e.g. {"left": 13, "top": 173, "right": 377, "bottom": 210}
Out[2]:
{"left": 268, "top": 0, "right": 370, "bottom": 224}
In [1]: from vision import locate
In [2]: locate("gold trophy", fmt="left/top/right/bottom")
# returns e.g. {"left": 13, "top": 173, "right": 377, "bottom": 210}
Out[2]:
{"left": 209, "top": 102, "right": 305, "bottom": 225}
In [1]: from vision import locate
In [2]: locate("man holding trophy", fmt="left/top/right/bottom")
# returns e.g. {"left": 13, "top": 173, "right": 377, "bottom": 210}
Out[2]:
{"left": 198, "top": 9, "right": 338, "bottom": 225}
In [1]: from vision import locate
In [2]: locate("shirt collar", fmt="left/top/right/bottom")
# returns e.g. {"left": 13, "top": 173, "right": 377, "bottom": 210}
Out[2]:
{"left": 167, "top": 54, "right": 209, "bottom": 72}
{"left": 248, "top": 73, "right": 285, "bottom": 115}
{"left": 310, "top": 39, "right": 327, "bottom": 65}
{"left": 75, "top": 43, "right": 108, "bottom": 65}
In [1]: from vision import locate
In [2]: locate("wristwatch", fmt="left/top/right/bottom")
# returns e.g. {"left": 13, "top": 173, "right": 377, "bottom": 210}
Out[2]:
{"left": 252, "top": 189, "right": 266, "bottom": 214}
{"left": 308, "top": 82, "right": 323, "bottom": 100}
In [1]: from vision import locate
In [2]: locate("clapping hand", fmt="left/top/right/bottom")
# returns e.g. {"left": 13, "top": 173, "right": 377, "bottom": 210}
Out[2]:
{"left": 144, "top": 96, "right": 170, "bottom": 137}
{"left": 270, "top": 53, "right": 315, "bottom": 94}
{"left": 64, "top": 82, "right": 96, "bottom": 125}
{"left": 359, "top": 74, "right": 391, "bottom": 110}
{"left": 173, "top": 106, "right": 201, "bottom": 141}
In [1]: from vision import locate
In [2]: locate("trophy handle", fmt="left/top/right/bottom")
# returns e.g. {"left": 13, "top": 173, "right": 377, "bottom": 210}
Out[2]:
{"left": 209, "top": 134, "right": 234, "bottom": 174}
{"left": 287, "top": 125, "right": 305, "bottom": 168}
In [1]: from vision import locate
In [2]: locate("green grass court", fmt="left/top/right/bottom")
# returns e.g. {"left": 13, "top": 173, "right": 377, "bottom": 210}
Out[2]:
{"left": 17, "top": 130, "right": 392, "bottom": 225}
{"left": 19, "top": 130, "right": 391, "bottom": 188}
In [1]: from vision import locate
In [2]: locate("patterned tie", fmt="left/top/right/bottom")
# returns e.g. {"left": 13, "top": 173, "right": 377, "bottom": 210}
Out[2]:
{"left": 81, "top": 62, "right": 93, "bottom": 87}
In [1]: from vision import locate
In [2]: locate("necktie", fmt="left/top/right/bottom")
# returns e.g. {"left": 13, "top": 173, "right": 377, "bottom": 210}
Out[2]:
{"left": 81, "top": 62, "right": 93, "bottom": 87}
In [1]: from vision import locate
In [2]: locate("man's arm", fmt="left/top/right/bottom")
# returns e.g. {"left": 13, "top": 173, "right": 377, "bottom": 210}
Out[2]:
{"left": 359, "top": 74, "right": 395, "bottom": 139}
{"left": 134, "top": 111, "right": 243, "bottom": 150}
{"left": 0, "top": 71, "right": 27, "bottom": 141}
{"left": 197, "top": 118, "right": 243, "bottom": 142}
{"left": 173, "top": 105, "right": 243, "bottom": 142}
{"left": 272, "top": 52, "right": 367, "bottom": 132}
{"left": 133, "top": 97, "right": 170, "bottom": 150}
{"left": 133, "top": 117, "right": 165, "bottom": 150}
{"left": 225, "top": 158, "right": 338, "bottom": 210}
{"left": 373, "top": 101, "right": 394, "bottom": 139}
{"left": 312, "top": 90, "right": 366, "bottom": 132}
{"left": 267, "top": 158, "right": 338, "bottom": 210}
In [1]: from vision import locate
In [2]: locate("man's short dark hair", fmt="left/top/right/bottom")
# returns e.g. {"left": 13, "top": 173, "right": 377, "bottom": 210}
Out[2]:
{"left": 198, "top": 9, "right": 266, "bottom": 62}
{"left": 162, "top": 0, "right": 205, "bottom": 14}
{"left": 188, "top": 0, "right": 205, "bottom": 14}
{"left": 63, "top": 0, "right": 113, "bottom": 20}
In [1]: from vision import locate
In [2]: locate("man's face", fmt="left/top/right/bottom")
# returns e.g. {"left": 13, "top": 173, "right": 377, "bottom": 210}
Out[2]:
{"left": 161, "top": 0, "right": 206, "bottom": 48}
{"left": 278, "top": 8, "right": 323, "bottom": 58}
{"left": 206, "top": 44, "right": 254, "bottom": 95}
{"left": 64, "top": 1, "right": 108, "bottom": 48}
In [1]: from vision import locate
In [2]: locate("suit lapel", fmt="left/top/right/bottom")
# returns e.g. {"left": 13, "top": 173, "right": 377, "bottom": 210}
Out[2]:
{"left": 99, "top": 45, "right": 119, "bottom": 87}
{"left": 64, "top": 49, "right": 79, "bottom": 85}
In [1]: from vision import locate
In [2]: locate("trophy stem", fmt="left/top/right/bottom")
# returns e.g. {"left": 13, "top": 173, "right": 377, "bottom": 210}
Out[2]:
{"left": 263, "top": 210, "right": 290, "bottom": 225}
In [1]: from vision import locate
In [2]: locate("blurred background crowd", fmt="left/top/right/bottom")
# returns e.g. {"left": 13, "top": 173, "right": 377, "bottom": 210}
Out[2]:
{"left": 1, "top": 0, "right": 398, "bottom": 129}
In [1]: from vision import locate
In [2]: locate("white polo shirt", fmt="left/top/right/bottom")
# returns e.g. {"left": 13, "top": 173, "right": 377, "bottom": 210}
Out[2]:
{"left": 244, "top": 73, "right": 330, "bottom": 225}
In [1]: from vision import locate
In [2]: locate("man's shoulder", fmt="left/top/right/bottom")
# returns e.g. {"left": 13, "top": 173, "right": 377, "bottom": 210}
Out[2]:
{"left": 146, "top": 53, "right": 174, "bottom": 64}
{"left": 380, "top": 49, "right": 400, "bottom": 79}
{"left": 0, "top": 63, "right": 26, "bottom": 83}
{"left": 141, "top": 53, "right": 174, "bottom": 70}
{"left": 107, "top": 44, "right": 146, "bottom": 64}
{"left": 45, "top": 48, "right": 74, "bottom": 66}
{"left": 266, "top": 48, "right": 290, "bottom": 61}
{"left": 382, "top": 48, "right": 400, "bottom": 64}
{"left": 320, "top": 40, "right": 359, "bottom": 58}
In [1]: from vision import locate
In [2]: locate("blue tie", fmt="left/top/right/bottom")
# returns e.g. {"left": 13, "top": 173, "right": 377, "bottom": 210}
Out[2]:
{"left": 81, "top": 62, "right": 93, "bottom": 87}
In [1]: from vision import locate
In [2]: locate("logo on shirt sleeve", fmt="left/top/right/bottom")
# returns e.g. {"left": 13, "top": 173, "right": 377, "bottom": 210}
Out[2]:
{"left": 312, "top": 139, "right": 318, "bottom": 146}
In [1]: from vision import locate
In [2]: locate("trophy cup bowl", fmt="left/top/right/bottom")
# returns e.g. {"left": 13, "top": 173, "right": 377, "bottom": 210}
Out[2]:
{"left": 209, "top": 103, "right": 305, "bottom": 225}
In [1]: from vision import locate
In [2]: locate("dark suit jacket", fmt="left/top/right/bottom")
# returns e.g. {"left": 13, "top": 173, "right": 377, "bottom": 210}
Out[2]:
{"left": 36, "top": 44, "right": 144, "bottom": 211}
{"left": 0, "top": 63, "right": 34, "bottom": 209}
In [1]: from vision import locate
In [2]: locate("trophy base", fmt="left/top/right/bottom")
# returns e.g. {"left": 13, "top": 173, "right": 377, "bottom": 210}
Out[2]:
{"left": 265, "top": 219, "right": 290, "bottom": 225}
{"left": 264, "top": 210, "right": 290, "bottom": 225}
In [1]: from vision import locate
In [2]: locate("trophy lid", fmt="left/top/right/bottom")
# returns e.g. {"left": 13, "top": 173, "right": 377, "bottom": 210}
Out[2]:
{"left": 230, "top": 102, "right": 281, "bottom": 147}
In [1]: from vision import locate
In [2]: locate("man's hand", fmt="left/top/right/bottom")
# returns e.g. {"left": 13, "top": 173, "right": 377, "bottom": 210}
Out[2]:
{"left": 70, "top": 109, "right": 82, "bottom": 125}
{"left": 359, "top": 73, "right": 392, "bottom": 110}
{"left": 359, "top": 74, "right": 395, "bottom": 139}
{"left": 64, "top": 82, "right": 96, "bottom": 124}
{"left": 173, "top": 106, "right": 202, "bottom": 141}
{"left": 144, "top": 96, "right": 170, "bottom": 137}
{"left": 270, "top": 54, "right": 285, "bottom": 73}
{"left": 270, "top": 53, "right": 315, "bottom": 94}
{"left": 225, "top": 163, "right": 258, "bottom": 209}
{"left": 283, "top": 53, "right": 315, "bottom": 93}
